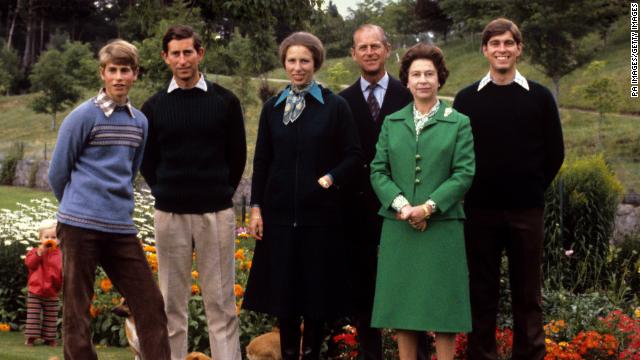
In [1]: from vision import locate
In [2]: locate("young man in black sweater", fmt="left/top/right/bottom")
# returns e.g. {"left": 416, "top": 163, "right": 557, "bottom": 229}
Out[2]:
{"left": 453, "top": 18, "right": 564, "bottom": 360}
{"left": 140, "top": 25, "right": 245, "bottom": 360}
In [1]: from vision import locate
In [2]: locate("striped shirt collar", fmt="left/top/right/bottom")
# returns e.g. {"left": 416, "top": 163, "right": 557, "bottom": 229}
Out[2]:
{"left": 167, "top": 73, "right": 208, "bottom": 93}
{"left": 477, "top": 70, "right": 529, "bottom": 91}
{"left": 94, "top": 88, "right": 135, "bottom": 118}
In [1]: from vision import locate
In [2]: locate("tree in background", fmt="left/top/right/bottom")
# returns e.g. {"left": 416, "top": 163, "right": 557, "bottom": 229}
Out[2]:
{"left": 29, "top": 41, "right": 98, "bottom": 130}
{"left": 440, "top": 0, "right": 504, "bottom": 41}
{"left": 513, "top": 0, "right": 626, "bottom": 100}
{"left": 0, "top": 40, "right": 22, "bottom": 95}
{"left": 440, "top": 0, "right": 626, "bottom": 100}
{"left": 577, "top": 61, "right": 620, "bottom": 149}
{"left": 414, "top": 0, "right": 452, "bottom": 43}
{"left": 310, "top": 1, "right": 351, "bottom": 58}
{"left": 324, "top": 61, "right": 351, "bottom": 92}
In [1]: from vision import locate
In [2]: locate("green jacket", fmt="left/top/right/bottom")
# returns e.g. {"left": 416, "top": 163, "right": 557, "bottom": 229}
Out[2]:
{"left": 370, "top": 101, "right": 475, "bottom": 220}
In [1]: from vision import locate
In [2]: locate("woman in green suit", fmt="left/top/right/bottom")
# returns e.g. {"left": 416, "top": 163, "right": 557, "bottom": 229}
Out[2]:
{"left": 370, "top": 43, "right": 475, "bottom": 360}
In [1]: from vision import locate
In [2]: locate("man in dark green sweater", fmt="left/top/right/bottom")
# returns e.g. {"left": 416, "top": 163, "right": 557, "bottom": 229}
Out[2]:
{"left": 140, "top": 25, "right": 245, "bottom": 360}
{"left": 453, "top": 18, "right": 564, "bottom": 360}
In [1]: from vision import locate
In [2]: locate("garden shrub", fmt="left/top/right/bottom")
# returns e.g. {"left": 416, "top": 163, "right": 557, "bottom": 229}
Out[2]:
{"left": 543, "top": 154, "right": 623, "bottom": 292}
{"left": 543, "top": 289, "right": 618, "bottom": 338}
{"left": 607, "top": 233, "right": 640, "bottom": 305}
{"left": 0, "top": 241, "right": 28, "bottom": 329}
{"left": 0, "top": 142, "right": 25, "bottom": 185}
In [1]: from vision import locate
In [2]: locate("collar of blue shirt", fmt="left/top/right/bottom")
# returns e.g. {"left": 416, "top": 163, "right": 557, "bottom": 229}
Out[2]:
{"left": 274, "top": 81, "right": 324, "bottom": 106}
{"left": 359, "top": 71, "right": 389, "bottom": 93}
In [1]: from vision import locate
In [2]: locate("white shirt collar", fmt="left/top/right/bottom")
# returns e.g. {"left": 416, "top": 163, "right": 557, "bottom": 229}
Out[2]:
{"left": 359, "top": 72, "right": 389, "bottom": 92}
{"left": 477, "top": 69, "right": 529, "bottom": 91}
{"left": 167, "top": 73, "right": 208, "bottom": 93}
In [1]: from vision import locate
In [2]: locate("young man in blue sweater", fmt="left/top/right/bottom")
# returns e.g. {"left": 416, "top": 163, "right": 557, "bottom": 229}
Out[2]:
{"left": 48, "top": 39, "right": 170, "bottom": 360}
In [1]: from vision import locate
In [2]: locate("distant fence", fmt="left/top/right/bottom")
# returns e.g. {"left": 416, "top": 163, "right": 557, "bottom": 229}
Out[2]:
{"left": 1, "top": 159, "right": 637, "bottom": 241}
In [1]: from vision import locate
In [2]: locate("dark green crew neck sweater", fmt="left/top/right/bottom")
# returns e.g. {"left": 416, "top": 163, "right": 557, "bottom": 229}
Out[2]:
{"left": 141, "top": 81, "right": 246, "bottom": 213}
{"left": 453, "top": 80, "right": 564, "bottom": 209}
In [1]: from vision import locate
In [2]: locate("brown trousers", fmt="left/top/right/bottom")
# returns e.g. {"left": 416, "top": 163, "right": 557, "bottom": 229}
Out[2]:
{"left": 464, "top": 207, "right": 546, "bottom": 360}
{"left": 58, "top": 223, "right": 170, "bottom": 360}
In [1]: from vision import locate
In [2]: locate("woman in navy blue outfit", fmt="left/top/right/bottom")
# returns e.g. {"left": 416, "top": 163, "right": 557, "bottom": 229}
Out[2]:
{"left": 243, "top": 32, "right": 362, "bottom": 360}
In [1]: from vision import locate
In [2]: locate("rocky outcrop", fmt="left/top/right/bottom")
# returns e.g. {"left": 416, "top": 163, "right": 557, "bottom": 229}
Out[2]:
{"left": 614, "top": 203, "right": 640, "bottom": 243}
{"left": 12, "top": 160, "right": 50, "bottom": 190}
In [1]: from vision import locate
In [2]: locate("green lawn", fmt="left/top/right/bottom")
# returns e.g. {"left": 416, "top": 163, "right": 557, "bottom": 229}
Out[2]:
{"left": 0, "top": 331, "right": 133, "bottom": 360}
{"left": 0, "top": 186, "right": 56, "bottom": 211}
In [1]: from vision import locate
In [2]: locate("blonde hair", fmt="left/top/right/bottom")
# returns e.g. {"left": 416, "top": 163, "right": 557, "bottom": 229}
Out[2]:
{"left": 99, "top": 39, "right": 139, "bottom": 71}
{"left": 38, "top": 219, "right": 57, "bottom": 238}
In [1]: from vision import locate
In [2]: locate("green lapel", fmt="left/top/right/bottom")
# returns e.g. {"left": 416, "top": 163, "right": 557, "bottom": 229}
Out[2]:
{"left": 422, "top": 100, "right": 456, "bottom": 131}
{"left": 387, "top": 102, "right": 416, "bottom": 138}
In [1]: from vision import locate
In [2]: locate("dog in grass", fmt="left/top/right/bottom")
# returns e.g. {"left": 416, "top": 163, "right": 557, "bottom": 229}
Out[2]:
{"left": 112, "top": 299, "right": 141, "bottom": 360}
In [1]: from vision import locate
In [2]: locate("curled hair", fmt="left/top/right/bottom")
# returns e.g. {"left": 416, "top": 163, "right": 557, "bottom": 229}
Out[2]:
{"left": 399, "top": 43, "right": 449, "bottom": 88}
{"left": 278, "top": 32, "right": 325, "bottom": 71}
{"left": 162, "top": 25, "right": 202, "bottom": 53}
{"left": 99, "top": 39, "right": 139, "bottom": 71}
{"left": 482, "top": 18, "right": 522, "bottom": 46}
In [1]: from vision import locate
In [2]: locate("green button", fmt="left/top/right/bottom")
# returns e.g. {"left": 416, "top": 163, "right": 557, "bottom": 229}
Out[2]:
{"left": 416, "top": 166, "right": 421, "bottom": 172}
{"left": 415, "top": 178, "right": 421, "bottom": 184}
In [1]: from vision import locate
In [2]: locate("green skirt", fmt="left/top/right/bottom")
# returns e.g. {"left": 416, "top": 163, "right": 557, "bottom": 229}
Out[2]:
{"left": 371, "top": 218, "right": 471, "bottom": 332}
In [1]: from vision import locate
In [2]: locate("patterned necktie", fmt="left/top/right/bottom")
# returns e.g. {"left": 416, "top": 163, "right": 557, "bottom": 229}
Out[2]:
{"left": 367, "top": 83, "right": 380, "bottom": 122}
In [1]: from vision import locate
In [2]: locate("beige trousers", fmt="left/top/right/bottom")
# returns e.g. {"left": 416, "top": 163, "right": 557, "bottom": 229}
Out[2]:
{"left": 154, "top": 208, "right": 241, "bottom": 360}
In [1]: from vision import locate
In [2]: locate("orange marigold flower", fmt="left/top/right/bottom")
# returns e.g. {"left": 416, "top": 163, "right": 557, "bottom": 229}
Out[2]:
{"left": 143, "top": 245, "right": 156, "bottom": 253}
{"left": 235, "top": 249, "right": 245, "bottom": 261}
{"left": 43, "top": 239, "right": 58, "bottom": 250}
{"left": 146, "top": 253, "right": 158, "bottom": 272}
{"left": 191, "top": 284, "right": 200, "bottom": 295}
{"left": 89, "top": 304, "right": 100, "bottom": 318}
{"left": 0, "top": 323, "right": 10, "bottom": 332}
{"left": 100, "top": 278, "right": 112, "bottom": 293}
{"left": 241, "top": 260, "right": 252, "bottom": 270}
{"left": 192, "top": 271, "right": 199, "bottom": 279}
{"left": 234, "top": 284, "right": 244, "bottom": 297}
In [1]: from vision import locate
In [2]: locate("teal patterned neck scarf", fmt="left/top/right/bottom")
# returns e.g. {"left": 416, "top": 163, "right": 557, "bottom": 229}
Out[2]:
{"left": 283, "top": 81, "right": 315, "bottom": 125}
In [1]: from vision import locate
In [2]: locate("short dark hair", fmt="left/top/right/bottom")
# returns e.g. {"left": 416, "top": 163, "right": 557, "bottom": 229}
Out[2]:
{"left": 162, "top": 25, "right": 202, "bottom": 53}
{"left": 399, "top": 43, "right": 449, "bottom": 88}
{"left": 481, "top": 18, "right": 522, "bottom": 46}
{"left": 278, "top": 32, "right": 325, "bottom": 72}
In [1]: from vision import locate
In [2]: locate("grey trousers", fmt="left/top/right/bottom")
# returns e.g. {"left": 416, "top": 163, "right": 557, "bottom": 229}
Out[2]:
{"left": 154, "top": 208, "right": 241, "bottom": 360}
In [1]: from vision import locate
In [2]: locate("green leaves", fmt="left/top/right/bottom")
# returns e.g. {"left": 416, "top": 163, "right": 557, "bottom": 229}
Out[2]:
{"left": 29, "top": 41, "right": 98, "bottom": 130}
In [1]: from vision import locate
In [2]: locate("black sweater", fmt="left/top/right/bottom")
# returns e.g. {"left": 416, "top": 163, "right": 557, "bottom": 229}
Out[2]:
{"left": 141, "top": 81, "right": 246, "bottom": 213}
{"left": 251, "top": 86, "right": 362, "bottom": 226}
{"left": 453, "top": 80, "right": 564, "bottom": 209}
